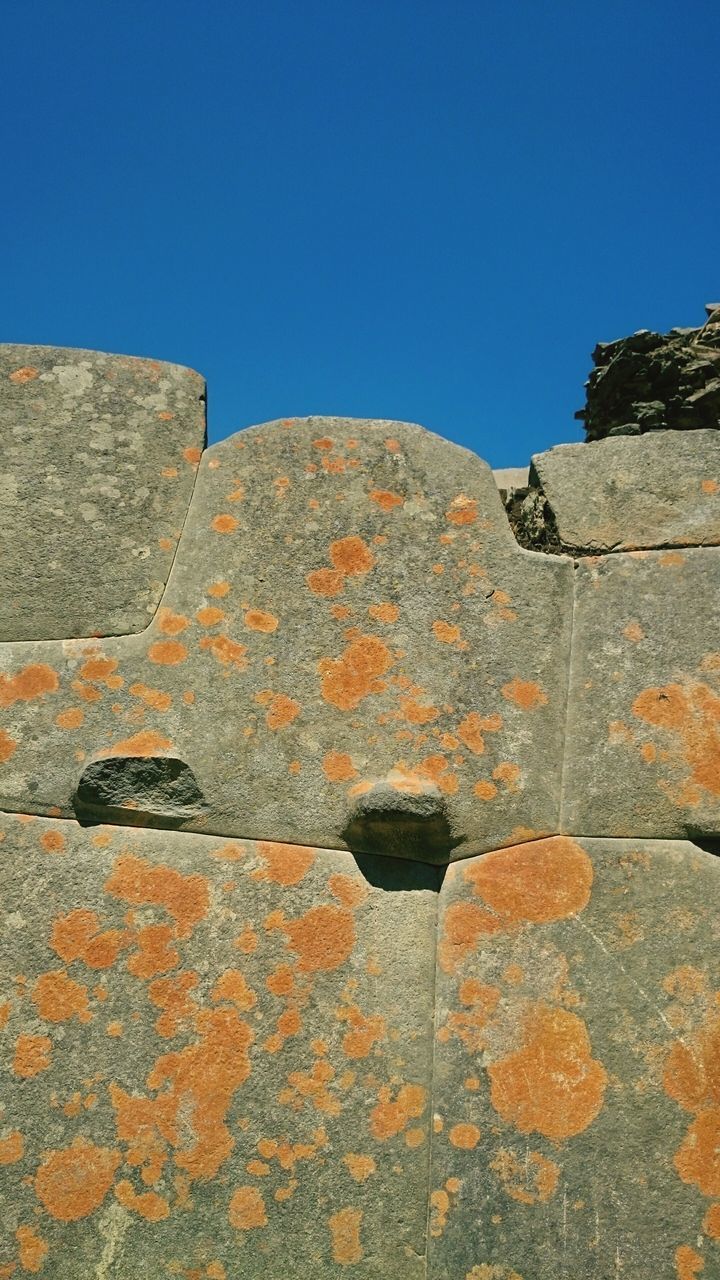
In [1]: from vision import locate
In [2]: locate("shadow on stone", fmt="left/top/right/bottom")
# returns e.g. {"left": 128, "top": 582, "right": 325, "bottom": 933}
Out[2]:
{"left": 351, "top": 850, "right": 445, "bottom": 893}
{"left": 73, "top": 755, "right": 208, "bottom": 830}
{"left": 342, "top": 783, "right": 457, "bottom": 866}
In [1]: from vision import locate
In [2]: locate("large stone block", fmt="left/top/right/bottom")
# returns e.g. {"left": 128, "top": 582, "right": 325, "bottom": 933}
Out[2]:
{"left": 0, "top": 417, "right": 573, "bottom": 859}
{"left": 429, "top": 835, "right": 720, "bottom": 1279}
{"left": 530, "top": 430, "right": 720, "bottom": 553}
{"left": 562, "top": 547, "right": 720, "bottom": 838}
{"left": 0, "top": 345, "right": 205, "bottom": 642}
{"left": 0, "top": 814, "right": 437, "bottom": 1278}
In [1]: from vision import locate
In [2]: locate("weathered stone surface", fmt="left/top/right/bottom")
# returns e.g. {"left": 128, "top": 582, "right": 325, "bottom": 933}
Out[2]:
{"left": 577, "top": 312, "right": 720, "bottom": 441}
{"left": 429, "top": 835, "right": 720, "bottom": 1279}
{"left": 526, "top": 430, "right": 720, "bottom": 552}
{"left": 0, "top": 417, "right": 573, "bottom": 859}
{"left": 0, "top": 813, "right": 437, "bottom": 1278}
{"left": 562, "top": 547, "right": 720, "bottom": 838}
{"left": 0, "top": 345, "right": 205, "bottom": 642}
{"left": 492, "top": 467, "right": 529, "bottom": 497}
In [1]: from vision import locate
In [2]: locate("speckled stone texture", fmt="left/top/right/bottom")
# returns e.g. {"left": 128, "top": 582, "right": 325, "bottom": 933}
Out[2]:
{"left": 529, "top": 430, "right": 720, "bottom": 552}
{"left": 0, "top": 345, "right": 205, "bottom": 642}
{"left": 0, "top": 417, "right": 573, "bottom": 858}
{"left": 562, "top": 547, "right": 720, "bottom": 839}
{"left": 0, "top": 814, "right": 436, "bottom": 1279}
{"left": 430, "top": 836, "right": 720, "bottom": 1280}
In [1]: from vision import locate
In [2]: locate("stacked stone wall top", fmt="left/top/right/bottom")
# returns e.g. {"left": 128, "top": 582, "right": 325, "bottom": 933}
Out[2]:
{"left": 0, "top": 346, "right": 206, "bottom": 642}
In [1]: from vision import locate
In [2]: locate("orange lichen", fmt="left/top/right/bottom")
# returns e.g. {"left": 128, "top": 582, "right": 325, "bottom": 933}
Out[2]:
{"left": 195, "top": 606, "right": 225, "bottom": 627}
{"left": 128, "top": 683, "right": 173, "bottom": 712}
{"left": 105, "top": 852, "right": 210, "bottom": 938}
{"left": 488, "top": 1003, "right": 607, "bottom": 1140}
{"left": 433, "top": 620, "right": 462, "bottom": 645}
{"left": 329, "top": 536, "right": 375, "bottom": 575}
{"left": 307, "top": 568, "right": 345, "bottom": 598}
{"left": 0, "top": 730, "right": 17, "bottom": 762}
{"left": 108, "top": 729, "right": 172, "bottom": 756}
{"left": 15, "top": 1226, "right": 48, "bottom": 1274}
{"left": 158, "top": 608, "right": 190, "bottom": 636}
{"left": 401, "top": 697, "right": 439, "bottom": 725}
{"left": 703, "top": 1203, "right": 720, "bottom": 1239}
{"left": 632, "top": 680, "right": 720, "bottom": 799}
{"left": 79, "top": 655, "right": 122, "bottom": 687}
{"left": 9, "top": 365, "right": 39, "bottom": 382}
{"left": 674, "top": 1110, "right": 720, "bottom": 1197}
{"left": 54, "top": 707, "right": 85, "bottom": 729}
{"left": 343, "top": 1153, "right": 376, "bottom": 1182}
{"left": 51, "top": 908, "right": 128, "bottom": 970}
{"left": 368, "top": 602, "right": 399, "bottom": 623}
{"left": 35, "top": 1139, "right": 121, "bottom": 1221}
{"left": 263, "top": 693, "right": 301, "bottom": 729}
{"left": 244, "top": 609, "right": 279, "bottom": 633}
{"left": 328, "top": 874, "right": 368, "bottom": 908}
{"left": 319, "top": 634, "right": 393, "bottom": 710}
{"left": 474, "top": 780, "right": 498, "bottom": 800}
{"left": 490, "top": 1149, "right": 560, "bottom": 1203}
{"left": 0, "top": 1131, "right": 24, "bottom": 1165}
{"left": 457, "top": 712, "right": 502, "bottom": 754}
{"left": 253, "top": 842, "right": 316, "bottom": 885}
{"left": 370, "top": 1084, "right": 427, "bottom": 1139}
{"left": 448, "top": 1123, "right": 481, "bottom": 1149}
{"left": 439, "top": 901, "right": 503, "bottom": 973}
{"left": 148, "top": 640, "right": 188, "bottom": 666}
{"left": 212, "top": 514, "right": 239, "bottom": 534}
{"left": 501, "top": 678, "right": 548, "bottom": 710}
{"left": 13, "top": 1034, "right": 52, "bottom": 1078}
{"left": 338, "top": 1005, "right": 386, "bottom": 1058}
{"left": 446, "top": 495, "right": 478, "bottom": 525}
{"left": 328, "top": 1207, "right": 363, "bottom": 1265}
{"left": 0, "top": 663, "right": 58, "bottom": 707}
{"left": 149, "top": 971, "right": 199, "bottom": 1037}
{"left": 208, "top": 580, "right": 231, "bottom": 597}
{"left": 283, "top": 905, "right": 355, "bottom": 972}
{"left": 228, "top": 1185, "right": 267, "bottom": 1229}
{"left": 199, "top": 634, "right": 248, "bottom": 669}
{"left": 115, "top": 1180, "right": 170, "bottom": 1221}
{"left": 369, "top": 489, "right": 403, "bottom": 511}
{"left": 31, "top": 970, "right": 92, "bottom": 1024}
{"left": 127, "top": 924, "right": 180, "bottom": 978}
{"left": 675, "top": 1245, "right": 705, "bottom": 1279}
{"left": 323, "top": 751, "right": 357, "bottom": 781}
{"left": 464, "top": 837, "right": 594, "bottom": 924}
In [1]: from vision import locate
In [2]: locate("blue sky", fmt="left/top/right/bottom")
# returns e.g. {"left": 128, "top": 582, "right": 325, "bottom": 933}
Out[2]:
{"left": 3, "top": 0, "right": 718, "bottom": 466}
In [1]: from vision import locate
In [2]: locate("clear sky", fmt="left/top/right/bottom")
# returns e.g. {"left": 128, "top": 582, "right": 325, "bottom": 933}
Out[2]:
{"left": 3, "top": 0, "right": 719, "bottom": 466}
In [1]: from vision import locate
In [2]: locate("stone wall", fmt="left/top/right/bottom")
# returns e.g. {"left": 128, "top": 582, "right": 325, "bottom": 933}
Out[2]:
{"left": 0, "top": 342, "right": 718, "bottom": 1279}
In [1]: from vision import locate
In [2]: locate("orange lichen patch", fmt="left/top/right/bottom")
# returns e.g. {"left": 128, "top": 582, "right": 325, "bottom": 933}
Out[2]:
{"left": 149, "top": 971, "right": 199, "bottom": 1037}
{"left": 282, "top": 904, "right": 355, "bottom": 972}
{"left": 264, "top": 693, "right": 301, "bottom": 730}
{"left": 674, "top": 1109, "right": 720, "bottom": 1196}
{"left": 457, "top": 711, "right": 502, "bottom": 754}
{"left": 127, "top": 924, "right": 180, "bottom": 979}
{"left": 115, "top": 1180, "right": 169, "bottom": 1221}
{"left": 464, "top": 837, "right": 593, "bottom": 925}
{"left": 198, "top": 634, "right": 248, "bottom": 669}
{"left": 493, "top": 762, "right": 522, "bottom": 791}
{"left": 182, "top": 446, "right": 202, "bottom": 466}
{"left": 329, "top": 1207, "right": 363, "bottom": 1265}
{"left": 105, "top": 852, "right": 210, "bottom": 939}
{"left": 243, "top": 608, "right": 279, "bottom": 633}
{"left": 675, "top": 1245, "right": 705, "bottom": 1279}
{"left": 54, "top": 707, "right": 85, "bottom": 730}
{"left": 51, "top": 908, "right": 128, "bottom": 970}
{"left": 158, "top": 608, "right": 190, "bottom": 636}
{"left": 235, "top": 927, "right": 258, "bottom": 954}
{"left": 441, "top": 981, "right": 501, "bottom": 1053}
{"left": 623, "top": 621, "right": 645, "bottom": 642}
{"left": 13, "top": 1034, "right": 52, "bottom": 1078}
{"left": 313, "top": 437, "right": 334, "bottom": 450}
{"left": 31, "top": 970, "right": 92, "bottom": 1024}
{"left": 491, "top": 1149, "right": 560, "bottom": 1204}
{"left": 0, "top": 1131, "right": 24, "bottom": 1165}
{"left": 106, "top": 1021, "right": 123, "bottom": 1037}
{"left": 370, "top": 1084, "right": 427, "bottom": 1140}
{"left": 474, "top": 780, "right": 498, "bottom": 801}
{"left": 228, "top": 1185, "right": 267, "bottom": 1230}
{"left": 501, "top": 678, "right": 548, "bottom": 710}
{"left": 660, "top": 551, "right": 686, "bottom": 567}
{"left": 401, "top": 697, "right": 439, "bottom": 725}
{"left": 701, "top": 478, "right": 719, "bottom": 495}
{"left": 632, "top": 680, "right": 720, "bottom": 798}
{"left": 343, "top": 1153, "right": 376, "bottom": 1183}
{"left": 9, "top": 365, "right": 39, "bottom": 382}
{"left": 307, "top": 568, "right": 346, "bottom": 598}
{"left": 368, "top": 602, "right": 399, "bottom": 624}
{"left": 35, "top": 1138, "right": 121, "bottom": 1221}
{"left": 703, "top": 1203, "right": 720, "bottom": 1238}
{"left": 195, "top": 606, "right": 225, "bottom": 628}
{"left": 488, "top": 1003, "right": 607, "bottom": 1140}
{"left": 338, "top": 1005, "right": 386, "bottom": 1059}
{"left": 411, "top": 754, "right": 458, "bottom": 795}
{"left": 79, "top": 655, "right": 123, "bottom": 688}
{"left": 323, "top": 751, "right": 357, "bottom": 782}
{"left": 328, "top": 874, "right": 368, "bottom": 908}
{"left": 253, "top": 842, "right": 316, "bottom": 886}
{"left": 0, "top": 663, "right": 58, "bottom": 707}
{"left": 107, "top": 729, "right": 172, "bottom": 756}
{"left": 369, "top": 489, "right": 403, "bottom": 511}
{"left": 449, "top": 1123, "right": 481, "bottom": 1149}
{"left": 319, "top": 634, "right": 393, "bottom": 711}
{"left": 446, "top": 495, "right": 478, "bottom": 525}
{"left": 0, "top": 729, "right": 17, "bottom": 762}
{"left": 329, "top": 536, "right": 375, "bottom": 576}
{"left": 211, "top": 514, "right": 239, "bottom": 534}
{"left": 433, "top": 619, "right": 462, "bottom": 645}
{"left": 208, "top": 580, "right": 231, "bottom": 598}
{"left": 209, "top": 969, "right": 257, "bottom": 1013}
{"left": 15, "top": 1226, "right": 48, "bottom": 1274}
{"left": 439, "top": 901, "right": 503, "bottom": 974}
{"left": 209, "top": 842, "right": 248, "bottom": 863}
{"left": 128, "top": 683, "right": 173, "bottom": 712}
{"left": 148, "top": 640, "right": 188, "bottom": 666}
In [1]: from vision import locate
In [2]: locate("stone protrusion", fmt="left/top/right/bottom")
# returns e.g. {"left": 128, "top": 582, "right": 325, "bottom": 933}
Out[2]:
{"left": 73, "top": 755, "right": 208, "bottom": 829}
